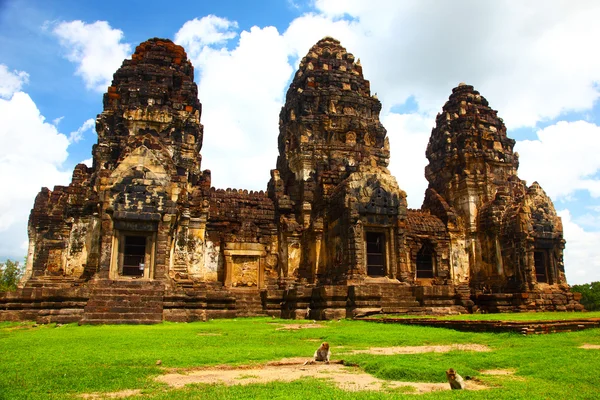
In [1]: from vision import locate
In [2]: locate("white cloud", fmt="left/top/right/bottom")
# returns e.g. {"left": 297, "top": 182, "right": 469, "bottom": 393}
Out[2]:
{"left": 0, "top": 91, "right": 71, "bottom": 258}
{"left": 52, "top": 20, "right": 132, "bottom": 92}
{"left": 68, "top": 118, "right": 95, "bottom": 144}
{"left": 573, "top": 213, "right": 600, "bottom": 231}
{"left": 587, "top": 205, "right": 600, "bottom": 213}
{"left": 559, "top": 209, "right": 600, "bottom": 285}
{"left": 310, "top": 0, "right": 600, "bottom": 128}
{"left": 382, "top": 112, "right": 434, "bottom": 208}
{"left": 52, "top": 116, "right": 64, "bottom": 126}
{"left": 0, "top": 65, "right": 29, "bottom": 99}
{"left": 176, "top": 19, "right": 293, "bottom": 190}
{"left": 175, "top": 15, "right": 238, "bottom": 59}
{"left": 286, "top": 0, "right": 302, "bottom": 10}
{"left": 515, "top": 120, "right": 600, "bottom": 200}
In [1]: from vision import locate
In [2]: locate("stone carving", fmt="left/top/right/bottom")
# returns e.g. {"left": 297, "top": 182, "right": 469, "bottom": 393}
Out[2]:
{"left": 0, "top": 38, "right": 581, "bottom": 325}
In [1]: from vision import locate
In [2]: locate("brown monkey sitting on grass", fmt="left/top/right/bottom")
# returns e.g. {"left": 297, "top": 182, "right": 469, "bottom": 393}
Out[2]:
{"left": 304, "top": 342, "right": 331, "bottom": 365}
{"left": 446, "top": 368, "right": 466, "bottom": 390}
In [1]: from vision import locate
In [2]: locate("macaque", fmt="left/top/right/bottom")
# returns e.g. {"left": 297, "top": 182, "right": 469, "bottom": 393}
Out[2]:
{"left": 304, "top": 342, "right": 331, "bottom": 365}
{"left": 314, "top": 342, "right": 331, "bottom": 363}
{"left": 446, "top": 368, "right": 466, "bottom": 390}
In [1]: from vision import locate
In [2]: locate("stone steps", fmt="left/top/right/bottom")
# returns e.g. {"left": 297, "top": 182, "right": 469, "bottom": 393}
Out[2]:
{"left": 80, "top": 280, "right": 165, "bottom": 325}
{"left": 27, "top": 277, "right": 87, "bottom": 289}
{"left": 231, "top": 288, "right": 267, "bottom": 317}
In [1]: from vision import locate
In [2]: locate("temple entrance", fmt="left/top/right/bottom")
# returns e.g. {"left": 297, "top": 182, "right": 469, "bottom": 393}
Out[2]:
{"left": 110, "top": 231, "right": 156, "bottom": 280}
{"left": 366, "top": 232, "right": 386, "bottom": 276}
{"left": 534, "top": 251, "right": 548, "bottom": 283}
{"left": 122, "top": 236, "right": 147, "bottom": 277}
{"left": 416, "top": 244, "right": 434, "bottom": 279}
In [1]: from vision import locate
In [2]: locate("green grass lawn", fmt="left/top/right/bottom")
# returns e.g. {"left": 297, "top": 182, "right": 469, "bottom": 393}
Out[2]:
{"left": 1, "top": 315, "right": 599, "bottom": 399}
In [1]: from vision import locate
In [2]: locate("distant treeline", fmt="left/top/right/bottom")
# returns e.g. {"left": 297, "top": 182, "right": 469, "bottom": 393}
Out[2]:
{"left": 571, "top": 282, "right": 600, "bottom": 311}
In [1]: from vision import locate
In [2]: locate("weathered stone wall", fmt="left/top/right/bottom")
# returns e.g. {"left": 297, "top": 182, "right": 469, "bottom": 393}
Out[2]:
{"left": 205, "top": 188, "right": 278, "bottom": 287}
{"left": 25, "top": 164, "right": 98, "bottom": 282}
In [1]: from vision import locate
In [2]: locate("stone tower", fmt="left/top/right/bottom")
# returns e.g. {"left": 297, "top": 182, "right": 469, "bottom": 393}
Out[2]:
{"left": 269, "top": 37, "right": 407, "bottom": 285}
{"left": 423, "top": 83, "right": 567, "bottom": 293}
{"left": 94, "top": 38, "right": 207, "bottom": 280}
{"left": 24, "top": 38, "right": 209, "bottom": 285}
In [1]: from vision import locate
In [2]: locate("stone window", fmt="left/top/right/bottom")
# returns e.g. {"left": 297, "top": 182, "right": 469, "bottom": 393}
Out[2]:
{"left": 534, "top": 251, "right": 548, "bottom": 283}
{"left": 416, "top": 244, "right": 434, "bottom": 279}
{"left": 366, "top": 232, "right": 386, "bottom": 276}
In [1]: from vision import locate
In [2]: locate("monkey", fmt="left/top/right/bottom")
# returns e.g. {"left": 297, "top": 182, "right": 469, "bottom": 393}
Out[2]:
{"left": 304, "top": 342, "right": 331, "bottom": 365}
{"left": 446, "top": 368, "right": 466, "bottom": 390}
{"left": 314, "top": 342, "right": 331, "bottom": 363}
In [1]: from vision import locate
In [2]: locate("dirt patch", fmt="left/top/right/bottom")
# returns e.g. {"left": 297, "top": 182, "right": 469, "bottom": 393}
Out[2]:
{"left": 155, "top": 361, "right": 488, "bottom": 393}
{"left": 580, "top": 344, "right": 600, "bottom": 349}
{"left": 480, "top": 369, "right": 525, "bottom": 382}
{"left": 481, "top": 369, "right": 515, "bottom": 376}
{"left": 196, "top": 332, "right": 222, "bottom": 336}
{"left": 2, "top": 323, "right": 39, "bottom": 332}
{"left": 80, "top": 389, "right": 141, "bottom": 399}
{"left": 343, "top": 344, "right": 491, "bottom": 355}
{"left": 273, "top": 323, "right": 324, "bottom": 331}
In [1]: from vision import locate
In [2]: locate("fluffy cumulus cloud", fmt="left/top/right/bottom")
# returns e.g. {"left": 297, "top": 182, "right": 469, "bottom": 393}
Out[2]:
{"left": 175, "top": 15, "right": 238, "bottom": 55}
{"left": 176, "top": 17, "right": 293, "bottom": 190}
{"left": 516, "top": 120, "right": 600, "bottom": 200}
{"left": 0, "top": 70, "right": 72, "bottom": 258}
{"left": 0, "top": 65, "right": 29, "bottom": 99}
{"left": 52, "top": 20, "right": 132, "bottom": 92}
{"left": 559, "top": 210, "right": 600, "bottom": 284}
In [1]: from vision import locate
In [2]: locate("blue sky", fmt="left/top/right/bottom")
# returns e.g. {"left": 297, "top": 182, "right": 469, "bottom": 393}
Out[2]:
{"left": 1, "top": 0, "right": 600, "bottom": 284}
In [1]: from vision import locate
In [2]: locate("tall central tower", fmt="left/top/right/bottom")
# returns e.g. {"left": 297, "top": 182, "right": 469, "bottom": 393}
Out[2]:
{"left": 269, "top": 37, "right": 406, "bottom": 284}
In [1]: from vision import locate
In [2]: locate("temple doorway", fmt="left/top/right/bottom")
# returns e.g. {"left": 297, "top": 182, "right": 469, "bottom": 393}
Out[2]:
{"left": 534, "top": 251, "right": 548, "bottom": 283}
{"left": 122, "top": 235, "right": 146, "bottom": 277}
{"left": 366, "top": 232, "right": 386, "bottom": 276}
{"left": 416, "top": 244, "right": 434, "bottom": 279}
{"left": 110, "top": 231, "right": 156, "bottom": 280}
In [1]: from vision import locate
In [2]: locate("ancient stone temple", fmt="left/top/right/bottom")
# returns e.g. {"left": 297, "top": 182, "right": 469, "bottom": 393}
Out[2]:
{"left": 0, "top": 37, "right": 582, "bottom": 324}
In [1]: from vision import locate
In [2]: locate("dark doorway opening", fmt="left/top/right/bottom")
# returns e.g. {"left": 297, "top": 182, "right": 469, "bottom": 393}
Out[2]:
{"left": 534, "top": 251, "right": 547, "bottom": 283}
{"left": 123, "top": 235, "right": 146, "bottom": 277}
{"left": 366, "top": 232, "right": 385, "bottom": 276}
{"left": 416, "top": 244, "right": 434, "bottom": 278}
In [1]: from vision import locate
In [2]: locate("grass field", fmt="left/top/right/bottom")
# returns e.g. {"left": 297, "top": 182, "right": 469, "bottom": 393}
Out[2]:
{"left": 1, "top": 312, "right": 600, "bottom": 399}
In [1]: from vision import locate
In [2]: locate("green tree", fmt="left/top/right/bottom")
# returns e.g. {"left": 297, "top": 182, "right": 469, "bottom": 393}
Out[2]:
{"left": 0, "top": 259, "right": 23, "bottom": 292}
{"left": 571, "top": 282, "right": 600, "bottom": 311}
